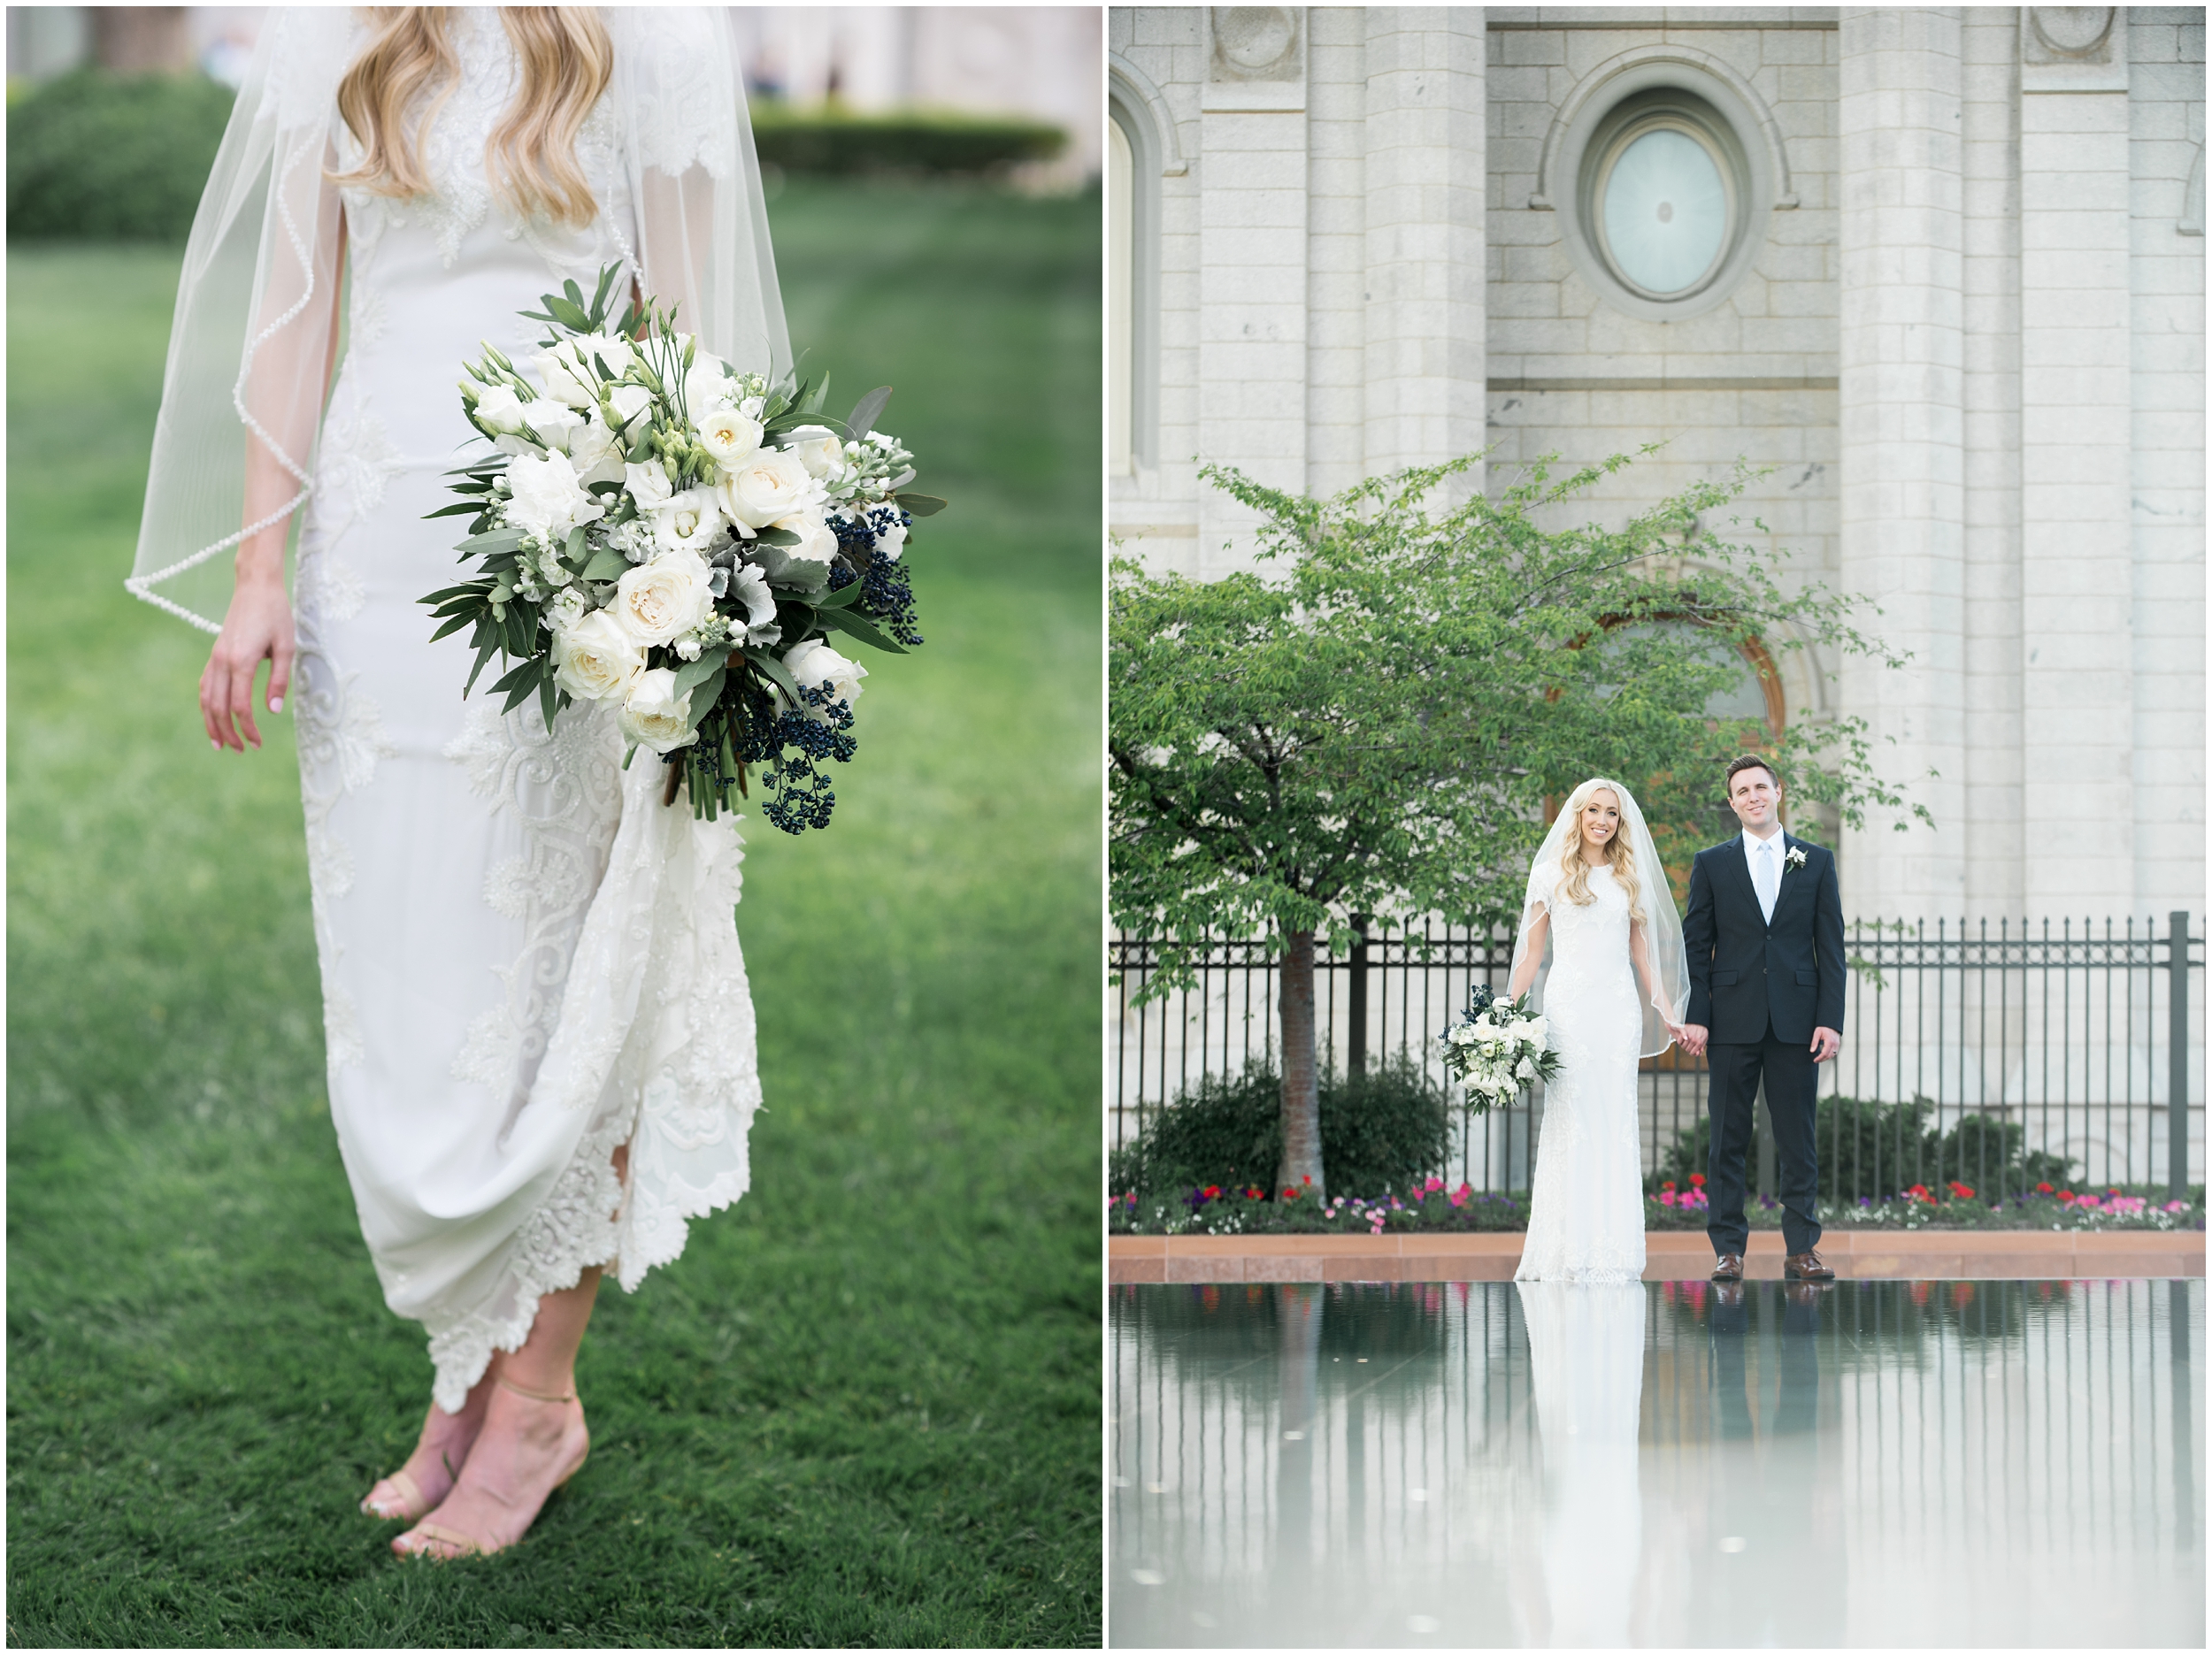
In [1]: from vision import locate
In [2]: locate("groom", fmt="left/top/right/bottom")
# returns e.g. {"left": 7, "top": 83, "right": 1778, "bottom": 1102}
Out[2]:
{"left": 1677, "top": 756, "right": 1845, "bottom": 1283}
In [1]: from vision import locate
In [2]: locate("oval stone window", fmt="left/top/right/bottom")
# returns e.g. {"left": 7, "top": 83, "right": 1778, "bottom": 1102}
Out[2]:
{"left": 1598, "top": 126, "right": 1731, "bottom": 295}
{"left": 1576, "top": 88, "right": 1750, "bottom": 308}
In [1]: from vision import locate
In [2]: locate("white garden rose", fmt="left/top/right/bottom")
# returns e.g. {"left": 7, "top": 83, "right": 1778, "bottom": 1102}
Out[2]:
{"left": 780, "top": 637, "right": 867, "bottom": 717}
{"left": 650, "top": 487, "right": 730, "bottom": 558}
{"left": 1517, "top": 1057, "right": 1537, "bottom": 1080}
{"left": 504, "top": 450, "right": 604, "bottom": 540}
{"left": 612, "top": 547, "right": 714, "bottom": 647}
{"left": 784, "top": 424, "right": 844, "bottom": 479}
{"left": 472, "top": 382, "right": 526, "bottom": 434}
{"left": 717, "top": 448, "right": 815, "bottom": 529}
{"left": 728, "top": 563, "right": 781, "bottom": 645}
{"left": 618, "top": 668, "right": 698, "bottom": 754}
{"left": 534, "top": 341, "right": 597, "bottom": 410}
{"left": 549, "top": 609, "right": 644, "bottom": 702}
{"left": 1525, "top": 1017, "right": 1547, "bottom": 1042}
{"left": 625, "top": 458, "right": 675, "bottom": 515}
{"left": 752, "top": 512, "right": 838, "bottom": 588}
{"left": 695, "top": 406, "right": 764, "bottom": 469}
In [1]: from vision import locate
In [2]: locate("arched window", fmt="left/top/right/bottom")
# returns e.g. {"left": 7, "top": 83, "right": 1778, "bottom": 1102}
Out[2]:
{"left": 1108, "top": 112, "right": 1135, "bottom": 476}
{"left": 1106, "top": 69, "right": 1167, "bottom": 475}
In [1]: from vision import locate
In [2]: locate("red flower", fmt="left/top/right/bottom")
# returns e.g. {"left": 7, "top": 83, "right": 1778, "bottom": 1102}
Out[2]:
{"left": 1948, "top": 1182, "right": 1975, "bottom": 1199}
{"left": 1203, "top": 1184, "right": 1222, "bottom": 1199}
{"left": 1283, "top": 1186, "right": 1302, "bottom": 1201}
{"left": 2057, "top": 1190, "right": 2074, "bottom": 1201}
{"left": 1662, "top": 1181, "right": 1678, "bottom": 1192}
{"left": 1689, "top": 1174, "right": 1706, "bottom": 1187}
{"left": 2036, "top": 1182, "right": 2054, "bottom": 1194}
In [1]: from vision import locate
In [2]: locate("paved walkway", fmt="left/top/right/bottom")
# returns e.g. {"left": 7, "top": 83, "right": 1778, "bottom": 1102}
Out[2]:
{"left": 1108, "top": 1229, "right": 2206, "bottom": 1283}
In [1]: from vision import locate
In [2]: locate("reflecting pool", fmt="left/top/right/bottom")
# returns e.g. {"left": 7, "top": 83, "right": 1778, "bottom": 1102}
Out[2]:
{"left": 1110, "top": 1279, "right": 2203, "bottom": 1647}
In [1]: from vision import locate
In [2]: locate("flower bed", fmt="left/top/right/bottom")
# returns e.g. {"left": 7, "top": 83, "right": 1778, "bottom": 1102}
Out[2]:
{"left": 1109, "top": 1176, "right": 2206, "bottom": 1237}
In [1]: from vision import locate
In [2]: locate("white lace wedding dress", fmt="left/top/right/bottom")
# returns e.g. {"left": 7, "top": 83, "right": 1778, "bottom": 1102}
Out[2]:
{"left": 295, "top": 11, "right": 758, "bottom": 1412}
{"left": 1513, "top": 862, "right": 1647, "bottom": 1284}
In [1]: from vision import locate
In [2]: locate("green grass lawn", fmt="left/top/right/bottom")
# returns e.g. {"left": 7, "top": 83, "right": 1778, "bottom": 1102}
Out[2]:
{"left": 6, "top": 179, "right": 1102, "bottom": 1647}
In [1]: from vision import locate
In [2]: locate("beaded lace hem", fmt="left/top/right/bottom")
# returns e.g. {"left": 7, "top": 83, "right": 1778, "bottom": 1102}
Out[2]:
{"left": 419, "top": 753, "right": 760, "bottom": 1413}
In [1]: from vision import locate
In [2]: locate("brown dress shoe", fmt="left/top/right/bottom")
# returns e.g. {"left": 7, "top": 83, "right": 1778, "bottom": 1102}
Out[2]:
{"left": 1784, "top": 1248, "right": 1836, "bottom": 1281}
{"left": 1710, "top": 1253, "right": 1744, "bottom": 1282}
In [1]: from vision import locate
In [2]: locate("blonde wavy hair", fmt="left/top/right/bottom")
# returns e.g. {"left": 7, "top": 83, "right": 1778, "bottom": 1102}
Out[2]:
{"left": 1555, "top": 778, "right": 1648, "bottom": 925}
{"left": 329, "top": 7, "right": 613, "bottom": 227}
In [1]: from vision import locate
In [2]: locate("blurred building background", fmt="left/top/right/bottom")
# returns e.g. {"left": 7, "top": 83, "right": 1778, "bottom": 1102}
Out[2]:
{"left": 7, "top": 5, "right": 1102, "bottom": 181}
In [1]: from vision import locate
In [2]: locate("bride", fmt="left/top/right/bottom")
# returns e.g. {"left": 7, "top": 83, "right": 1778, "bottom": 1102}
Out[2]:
{"left": 127, "top": 8, "right": 782, "bottom": 1558}
{"left": 1505, "top": 778, "right": 1692, "bottom": 1284}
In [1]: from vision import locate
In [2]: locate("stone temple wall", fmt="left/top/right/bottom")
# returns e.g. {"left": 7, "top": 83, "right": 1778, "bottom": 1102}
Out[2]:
{"left": 1109, "top": 4, "right": 2203, "bottom": 928}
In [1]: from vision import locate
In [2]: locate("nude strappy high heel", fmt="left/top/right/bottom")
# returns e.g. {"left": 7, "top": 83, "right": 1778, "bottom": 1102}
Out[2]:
{"left": 394, "top": 1375, "right": 589, "bottom": 1560}
{"left": 360, "top": 1467, "right": 430, "bottom": 1521}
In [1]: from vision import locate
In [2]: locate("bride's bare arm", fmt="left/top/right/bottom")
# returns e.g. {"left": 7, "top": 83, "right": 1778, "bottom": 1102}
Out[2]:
{"left": 1507, "top": 908, "right": 1548, "bottom": 999}
{"left": 203, "top": 213, "right": 348, "bottom": 752}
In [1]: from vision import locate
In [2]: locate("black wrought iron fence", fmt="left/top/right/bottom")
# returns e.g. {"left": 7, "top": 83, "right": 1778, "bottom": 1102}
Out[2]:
{"left": 1110, "top": 914, "right": 2204, "bottom": 1201}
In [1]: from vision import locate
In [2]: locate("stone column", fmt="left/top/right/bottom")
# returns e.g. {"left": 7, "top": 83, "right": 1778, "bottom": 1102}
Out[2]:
{"left": 1197, "top": 5, "right": 1310, "bottom": 577}
{"left": 1960, "top": 9, "right": 2024, "bottom": 918}
{"left": 2018, "top": 6, "right": 2134, "bottom": 916}
{"left": 1360, "top": 8, "right": 1487, "bottom": 484}
{"left": 1838, "top": 8, "right": 1968, "bottom": 922}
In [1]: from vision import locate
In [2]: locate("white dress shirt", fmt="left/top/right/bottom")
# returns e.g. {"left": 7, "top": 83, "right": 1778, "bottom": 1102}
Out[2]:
{"left": 1742, "top": 826, "right": 1786, "bottom": 925}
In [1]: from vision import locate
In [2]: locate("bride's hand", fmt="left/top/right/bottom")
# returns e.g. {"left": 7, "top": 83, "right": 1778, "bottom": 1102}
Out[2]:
{"left": 202, "top": 571, "right": 295, "bottom": 752}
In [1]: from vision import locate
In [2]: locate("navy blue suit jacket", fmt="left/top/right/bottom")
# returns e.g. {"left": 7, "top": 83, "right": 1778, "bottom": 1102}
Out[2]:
{"left": 1681, "top": 833, "right": 1846, "bottom": 1045}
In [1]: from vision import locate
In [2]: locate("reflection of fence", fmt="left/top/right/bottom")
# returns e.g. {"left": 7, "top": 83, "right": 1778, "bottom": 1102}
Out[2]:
{"left": 1109, "top": 1281, "right": 2202, "bottom": 1647}
{"left": 1110, "top": 915, "right": 2204, "bottom": 1198}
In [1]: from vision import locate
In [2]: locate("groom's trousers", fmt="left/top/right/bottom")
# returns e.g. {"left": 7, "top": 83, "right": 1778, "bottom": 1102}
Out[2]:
{"left": 1705, "top": 1031, "right": 1822, "bottom": 1256}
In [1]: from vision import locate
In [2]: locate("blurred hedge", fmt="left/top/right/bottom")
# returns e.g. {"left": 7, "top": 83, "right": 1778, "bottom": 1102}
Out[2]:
{"left": 749, "top": 103, "right": 1067, "bottom": 176}
{"left": 6, "top": 75, "right": 1069, "bottom": 243}
{"left": 9, "top": 71, "right": 234, "bottom": 242}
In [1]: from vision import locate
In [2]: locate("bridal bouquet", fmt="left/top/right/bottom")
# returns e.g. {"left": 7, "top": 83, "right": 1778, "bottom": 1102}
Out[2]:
{"left": 1440, "top": 985, "right": 1561, "bottom": 1115}
{"left": 423, "top": 265, "right": 941, "bottom": 834}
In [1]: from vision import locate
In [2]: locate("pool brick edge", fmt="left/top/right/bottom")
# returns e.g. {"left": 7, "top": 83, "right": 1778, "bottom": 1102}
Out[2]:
{"left": 1106, "top": 1230, "right": 2208, "bottom": 1283}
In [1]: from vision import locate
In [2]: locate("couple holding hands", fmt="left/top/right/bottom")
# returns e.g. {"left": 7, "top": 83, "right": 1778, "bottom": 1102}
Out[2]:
{"left": 1505, "top": 756, "right": 1846, "bottom": 1287}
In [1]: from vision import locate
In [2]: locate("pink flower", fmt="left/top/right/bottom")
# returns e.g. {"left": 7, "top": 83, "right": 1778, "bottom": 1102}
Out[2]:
{"left": 1423, "top": 1176, "right": 1445, "bottom": 1195}
{"left": 2075, "top": 1194, "right": 2101, "bottom": 1209}
{"left": 2166, "top": 1199, "right": 2190, "bottom": 1214}
{"left": 1658, "top": 1191, "right": 1678, "bottom": 1206}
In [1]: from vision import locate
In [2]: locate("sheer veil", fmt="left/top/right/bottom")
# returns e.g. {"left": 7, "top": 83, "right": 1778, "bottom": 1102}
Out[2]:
{"left": 1507, "top": 778, "right": 1691, "bottom": 1059}
{"left": 128, "top": 6, "right": 790, "bottom": 633}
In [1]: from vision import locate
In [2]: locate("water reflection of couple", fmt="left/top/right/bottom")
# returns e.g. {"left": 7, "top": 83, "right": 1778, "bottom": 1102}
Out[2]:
{"left": 1507, "top": 766, "right": 1846, "bottom": 1287}
{"left": 1517, "top": 1281, "right": 1828, "bottom": 1646}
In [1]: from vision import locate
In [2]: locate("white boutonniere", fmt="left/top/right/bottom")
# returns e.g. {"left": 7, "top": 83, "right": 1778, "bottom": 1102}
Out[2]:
{"left": 1785, "top": 845, "right": 1808, "bottom": 872}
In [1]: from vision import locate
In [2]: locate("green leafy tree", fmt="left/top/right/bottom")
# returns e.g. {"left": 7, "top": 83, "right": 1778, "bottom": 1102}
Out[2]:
{"left": 1109, "top": 451, "right": 1931, "bottom": 1201}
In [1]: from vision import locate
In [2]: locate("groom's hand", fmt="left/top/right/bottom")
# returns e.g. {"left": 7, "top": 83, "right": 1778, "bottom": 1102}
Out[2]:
{"left": 1810, "top": 1026, "right": 1840, "bottom": 1062}
{"left": 1678, "top": 1023, "right": 1708, "bottom": 1057}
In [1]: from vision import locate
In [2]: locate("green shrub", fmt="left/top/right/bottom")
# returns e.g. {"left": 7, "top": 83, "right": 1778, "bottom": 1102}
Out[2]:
{"left": 749, "top": 104, "right": 1066, "bottom": 176}
{"left": 1652, "top": 1092, "right": 2080, "bottom": 1200}
{"left": 1111, "top": 1054, "right": 1456, "bottom": 1200}
{"left": 8, "top": 71, "right": 235, "bottom": 242}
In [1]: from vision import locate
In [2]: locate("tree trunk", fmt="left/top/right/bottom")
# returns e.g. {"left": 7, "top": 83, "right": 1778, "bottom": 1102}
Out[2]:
{"left": 1277, "top": 927, "right": 1326, "bottom": 1204}
{"left": 94, "top": 9, "right": 190, "bottom": 74}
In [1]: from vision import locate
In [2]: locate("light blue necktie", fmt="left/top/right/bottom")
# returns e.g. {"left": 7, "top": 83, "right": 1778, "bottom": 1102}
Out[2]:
{"left": 1754, "top": 837, "right": 1780, "bottom": 923}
